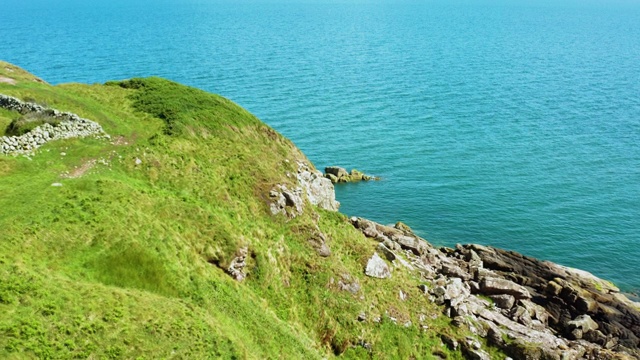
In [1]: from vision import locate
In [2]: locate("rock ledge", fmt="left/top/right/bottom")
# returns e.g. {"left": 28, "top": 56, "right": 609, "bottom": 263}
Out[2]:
{"left": 351, "top": 216, "right": 640, "bottom": 359}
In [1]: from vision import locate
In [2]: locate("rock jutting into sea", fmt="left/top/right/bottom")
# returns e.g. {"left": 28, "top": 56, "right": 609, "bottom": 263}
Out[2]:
{"left": 270, "top": 160, "right": 340, "bottom": 219}
{"left": 324, "top": 166, "right": 379, "bottom": 183}
{"left": 352, "top": 217, "right": 640, "bottom": 359}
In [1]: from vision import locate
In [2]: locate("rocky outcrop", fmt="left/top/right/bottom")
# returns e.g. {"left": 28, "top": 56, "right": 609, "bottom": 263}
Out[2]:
{"left": 269, "top": 184, "right": 304, "bottom": 218}
{"left": 227, "top": 247, "right": 249, "bottom": 282}
{"left": 0, "top": 94, "right": 109, "bottom": 155}
{"left": 307, "top": 226, "right": 332, "bottom": 257}
{"left": 297, "top": 162, "right": 339, "bottom": 211}
{"left": 269, "top": 161, "right": 339, "bottom": 218}
{"left": 324, "top": 166, "right": 378, "bottom": 184}
{"left": 351, "top": 216, "right": 640, "bottom": 359}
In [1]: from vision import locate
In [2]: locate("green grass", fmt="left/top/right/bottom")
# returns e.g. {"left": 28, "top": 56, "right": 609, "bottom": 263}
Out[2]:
{"left": 0, "top": 62, "right": 504, "bottom": 359}
{"left": 0, "top": 108, "right": 21, "bottom": 136}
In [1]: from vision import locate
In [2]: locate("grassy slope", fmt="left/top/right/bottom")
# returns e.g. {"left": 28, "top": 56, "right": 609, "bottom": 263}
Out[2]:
{"left": 0, "top": 62, "right": 500, "bottom": 359}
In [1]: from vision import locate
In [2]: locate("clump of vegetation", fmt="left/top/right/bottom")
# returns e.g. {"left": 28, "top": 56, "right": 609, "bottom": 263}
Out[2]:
{"left": 109, "top": 77, "right": 260, "bottom": 135}
{"left": 5, "top": 111, "right": 61, "bottom": 136}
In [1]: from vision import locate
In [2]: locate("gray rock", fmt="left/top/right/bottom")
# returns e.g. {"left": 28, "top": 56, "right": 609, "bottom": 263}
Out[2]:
{"left": 442, "top": 277, "right": 470, "bottom": 307}
{"left": 441, "top": 261, "right": 472, "bottom": 281}
{"left": 296, "top": 162, "right": 339, "bottom": 211}
{"left": 489, "top": 294, "right": 516, "bottom": 310}
{"left": 567, "top": 314, "right": 599, "bottom": 333}
{"left": 338, "top": 279, "right": 360, "bottom": 294}
{"left": 479, "top": 277, "right": 531, "bottom": 299}
{"left": 269, "top": 185, "right": 304, "bottom": 218}
{"left": 317, "top": 243, "right": 331, "bottom": 257}
{"left": 441, "top": 334, "right": 459, "bottom": 350}
{"left": 227, "top": 247, "right": 248, "bottom": 281}
{"left": 357, "top": 312, "right": 366, "bottom": 322}
{"left": 391, "top": 234, "right": 426, "bottom": 255}
{"left": 365, "top": 253, "right": 391, "bottom": 279}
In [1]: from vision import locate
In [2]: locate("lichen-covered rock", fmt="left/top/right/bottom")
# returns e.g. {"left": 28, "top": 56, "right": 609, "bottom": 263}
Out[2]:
{"left": 323, "top": 166, "right": 378, "bottom": 183}
{"left": 324, "top": 166, "right": 348, "bottom": 179}
{"left": 391, "top": 233, "right": 427, "bottom": 256}
{"left": 489, "top": 294, "right": 516, "bottom": 310}
{"left": 307, "top": 228, "right": 331, "bottom": 257}
{"left": 567, "top": 315, "right": 599, "bottom": 339}
{"left": 270, "top": 162, "right": 339, "bottom": 218}
{"left": 337, "top": 274, "right": 361, "bottom": 294}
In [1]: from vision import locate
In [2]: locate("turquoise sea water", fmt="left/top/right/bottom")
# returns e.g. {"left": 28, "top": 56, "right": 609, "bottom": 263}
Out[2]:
{"left": 2, "top": 0, "right": 639, "bottom": 293}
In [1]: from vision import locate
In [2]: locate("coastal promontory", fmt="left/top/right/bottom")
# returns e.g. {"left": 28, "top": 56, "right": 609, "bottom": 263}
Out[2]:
{"left": 0, "top": 62, "right": 638, "bottom": 359}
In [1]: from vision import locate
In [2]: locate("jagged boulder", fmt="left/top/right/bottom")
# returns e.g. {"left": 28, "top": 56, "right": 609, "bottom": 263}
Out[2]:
{"left": 489, "top": 294, "right": 516, "bottom": 310}
{"left": 365, "top": 253, "right": 391, "bottom": 279}
{"left": 297, "top": 162, "right": 339, "bottom": 211}
{"left": 391, "top": 234, "right": 427, "bottom": 256}
{"left": 324, "top": 166, "right": 348, "bottom": 179}
{"left": 269, "top": 185, "right": 304, "bottom": 218}
{"left": 351, "top": 217, "right": 382, "bottom": 239}
{"left": 307, "top": 228, "right": 331, "bottom": 257}
{"left": 567, "top": 314, "right": 599, "bottom": 340}
{"left": 270, "top": 162, "right": 339, "bottom": 218}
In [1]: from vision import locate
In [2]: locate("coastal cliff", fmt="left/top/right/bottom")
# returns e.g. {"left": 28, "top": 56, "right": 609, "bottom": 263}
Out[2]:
{"left": 0, "top": 61, "right": 638, "bottom": 359}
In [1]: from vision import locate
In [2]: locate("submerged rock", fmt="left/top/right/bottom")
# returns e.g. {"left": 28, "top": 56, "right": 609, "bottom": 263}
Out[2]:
{"left": 323, "top": 166, "right": 379, "bottom": 183}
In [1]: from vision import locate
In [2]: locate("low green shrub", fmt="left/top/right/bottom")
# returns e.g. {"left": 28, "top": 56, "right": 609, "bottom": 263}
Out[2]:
{"left": 5, "top": 112, "right": 61, "bottom": 136}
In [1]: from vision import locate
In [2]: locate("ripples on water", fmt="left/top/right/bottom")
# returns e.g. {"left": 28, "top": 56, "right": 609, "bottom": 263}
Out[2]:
{"left": 1, "top": 0, "right": 639, "bottom": 292}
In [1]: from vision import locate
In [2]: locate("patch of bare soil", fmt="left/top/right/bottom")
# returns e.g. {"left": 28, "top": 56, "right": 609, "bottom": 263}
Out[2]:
{"left": 0, "top": 76, "right": 17, "bottom": 85}
{"left": 61, "top": 159, "right": 96, "bottom": 179}
{"left": 111, "top": 135, "right": 130, "bottom": 146}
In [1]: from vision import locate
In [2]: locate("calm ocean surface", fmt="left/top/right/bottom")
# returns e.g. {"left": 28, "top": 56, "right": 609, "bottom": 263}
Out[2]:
{"left": 1, "top": 0, "right": 639, "bottom": 293}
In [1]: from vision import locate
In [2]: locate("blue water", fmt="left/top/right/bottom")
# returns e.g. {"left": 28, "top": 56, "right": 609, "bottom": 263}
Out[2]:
{"left": 2, "top": 0, "right": 639, "bottom": 293}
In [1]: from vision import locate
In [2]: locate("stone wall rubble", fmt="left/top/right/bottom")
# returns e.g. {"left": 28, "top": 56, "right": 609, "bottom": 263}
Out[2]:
{"left": 0, "top": 94, "right": 109, "bottom": 155}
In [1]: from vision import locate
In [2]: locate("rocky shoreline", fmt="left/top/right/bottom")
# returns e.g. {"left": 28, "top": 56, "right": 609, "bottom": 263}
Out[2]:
{"left": 266, "top": 159, "right": 640, "bottom": 358}
{"left": 353, "top": 218, "right": 640, "bottom": 359}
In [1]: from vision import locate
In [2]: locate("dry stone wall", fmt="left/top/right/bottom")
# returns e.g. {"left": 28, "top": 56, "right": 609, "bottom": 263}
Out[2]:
{"left": 0, "top": 94, "right": 109, "bottom": 155}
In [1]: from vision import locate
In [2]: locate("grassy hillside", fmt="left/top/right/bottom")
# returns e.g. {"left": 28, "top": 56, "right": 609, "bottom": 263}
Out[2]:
{"left": 0, "top": 62, "right": 498, "bottom": 359}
